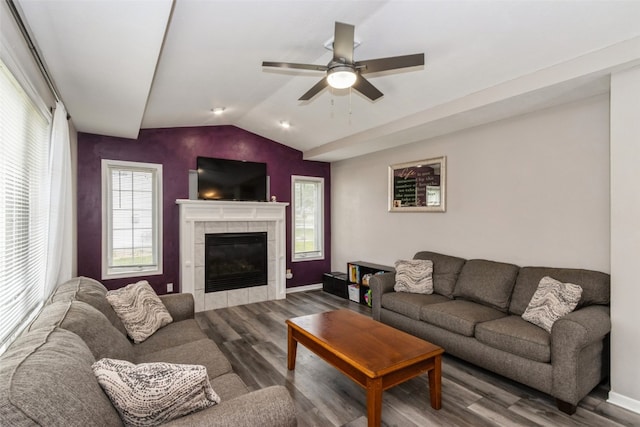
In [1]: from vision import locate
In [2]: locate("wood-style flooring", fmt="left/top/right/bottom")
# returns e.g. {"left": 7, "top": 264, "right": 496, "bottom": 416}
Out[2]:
{"left": 194, "top": 290, "right": 640, "bottom": 427}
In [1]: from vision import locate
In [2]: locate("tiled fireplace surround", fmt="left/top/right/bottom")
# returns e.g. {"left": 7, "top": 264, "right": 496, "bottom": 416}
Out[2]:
{"left": 177, "top": 200, "right": 288, "bottom": 312}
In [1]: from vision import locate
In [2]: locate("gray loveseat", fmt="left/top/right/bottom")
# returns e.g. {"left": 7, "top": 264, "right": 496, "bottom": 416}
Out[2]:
{"left": 0, "top": 277, "right": 297, "bottom": 426}
{"left": 370, "top": 251, "right": 610, "bottom": 414}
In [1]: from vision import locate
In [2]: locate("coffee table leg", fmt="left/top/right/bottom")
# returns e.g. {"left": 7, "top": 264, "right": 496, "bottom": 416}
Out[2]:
{"left": 428, "top": 354, "right": 442, "bottom": 409}
{"left": 366, "top": 377, "right": 383, "bottom": 427}
{"left": 287, "top": 325, "right": 298, "bottom": 370}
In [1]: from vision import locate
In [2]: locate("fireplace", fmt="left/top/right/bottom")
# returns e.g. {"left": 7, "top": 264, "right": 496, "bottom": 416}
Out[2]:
{"left": 205, "top": 232, "right": 267, "bottom": 292}
{"left": 177, "top": 199, "right": 287, "bottom": 311}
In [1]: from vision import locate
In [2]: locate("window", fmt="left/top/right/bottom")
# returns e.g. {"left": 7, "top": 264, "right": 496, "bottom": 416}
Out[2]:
{"left": 292, "top": 175, "right": 324, "bottom": 261}
{"left": 0, "top": 59, "right": 51, "bottom": 354}
{"left": 102, "top": 160, "right": 163, "bottom": 279}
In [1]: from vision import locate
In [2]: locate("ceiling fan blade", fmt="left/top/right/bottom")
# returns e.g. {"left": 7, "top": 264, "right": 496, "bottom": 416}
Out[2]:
{"left": 299, "top": 78, "right": 328, "bottom": 101}
{"left": 262, "top": 61, "right": 327, "bottom": 72}
{"left": 333, "top": 22, "right": 354, "bottom": 63}
{"left": 357, "top": 53, "right": 424, "bottom": 74}
{"left": 352, "top": 74, "right": 383, "bottom": 101}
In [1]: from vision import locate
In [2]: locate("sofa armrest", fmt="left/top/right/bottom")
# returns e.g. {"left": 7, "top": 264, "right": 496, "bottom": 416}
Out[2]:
{"left": 370, "top": 271, "right": 396, "bottom": 321}
{"left": 551, "top": 305, "right": 611, "bottom": 355}
{"left": 551, "top": 305, "right": 610, "bottom": 404}
{"left": 162, "top": 385, "right": 296, "bottom": 427}
{"left": 159, "top": 293, "right": 195, "bottom": 322}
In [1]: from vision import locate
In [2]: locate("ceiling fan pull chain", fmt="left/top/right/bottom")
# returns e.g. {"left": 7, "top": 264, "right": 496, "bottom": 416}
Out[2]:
{"left": 330, "top": 91, "right": 335, "bottom": 119}
{"left": 349, "top": 87, "right": 353, "bottom": 125}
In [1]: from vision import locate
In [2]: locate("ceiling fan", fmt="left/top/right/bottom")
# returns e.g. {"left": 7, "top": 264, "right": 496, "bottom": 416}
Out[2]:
{"left": 262, "top": 21, "right": 424, "bottom": 101}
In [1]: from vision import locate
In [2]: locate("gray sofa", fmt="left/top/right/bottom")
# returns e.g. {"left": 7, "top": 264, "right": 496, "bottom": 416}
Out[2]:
{"left": 370, "top": 251, "right": 610, "bottom": 415}
{"left": 0, "top": 277, "right": 297, "bottom": 426}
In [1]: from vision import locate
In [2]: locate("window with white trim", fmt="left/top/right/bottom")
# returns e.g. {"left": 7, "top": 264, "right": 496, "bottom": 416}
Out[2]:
{"left": 102, "top": 160, "right": 163, "bottom": 279}
{"left": 0, "top": 58, "right": 51, "bottom": 354}
{"left": 292, "top": 175, "right": 324, "bottom": 261}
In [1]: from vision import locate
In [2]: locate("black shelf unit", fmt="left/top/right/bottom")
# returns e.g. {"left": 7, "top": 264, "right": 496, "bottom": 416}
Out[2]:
{"left": 347, "top": 261, "right": 394, "bottom": 306}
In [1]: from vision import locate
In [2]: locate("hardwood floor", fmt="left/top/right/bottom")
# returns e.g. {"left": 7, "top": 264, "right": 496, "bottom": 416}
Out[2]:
{"left": 195, "top": 290, "right": 640, "bottom": 427}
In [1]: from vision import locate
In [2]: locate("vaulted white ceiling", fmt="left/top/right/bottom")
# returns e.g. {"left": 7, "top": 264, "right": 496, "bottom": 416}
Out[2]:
{"left": 15, "top": 0, "right": 640, "bottom": 161}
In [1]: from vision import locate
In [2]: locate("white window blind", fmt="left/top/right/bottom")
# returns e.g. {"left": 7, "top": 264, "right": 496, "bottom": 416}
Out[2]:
{"left": 102, "top": 160, "right": 163, "bottom": 280}
{"left": 0, "top": 59, "right": 51, "bottom": 354}
{"left": 292, "top": 175, "right": 324, "bottom": 261}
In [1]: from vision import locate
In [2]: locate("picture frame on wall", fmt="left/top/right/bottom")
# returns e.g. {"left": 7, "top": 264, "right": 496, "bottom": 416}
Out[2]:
{"left": 388, "top": 156, "right": 446, "bottom": 212}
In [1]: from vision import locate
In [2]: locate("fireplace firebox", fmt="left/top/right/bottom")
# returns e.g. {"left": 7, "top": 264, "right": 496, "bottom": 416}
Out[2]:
{"left": 205, "top": 232, "right": 267, "bottom": 292}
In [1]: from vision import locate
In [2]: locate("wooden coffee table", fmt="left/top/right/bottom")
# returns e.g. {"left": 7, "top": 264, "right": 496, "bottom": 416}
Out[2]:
{"left": 286, "top": 309, "right": 444, "bottom": 427}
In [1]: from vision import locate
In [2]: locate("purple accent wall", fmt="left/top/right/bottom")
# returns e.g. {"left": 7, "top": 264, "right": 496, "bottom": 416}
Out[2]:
{"left": 76, "top": 125, "right": 331, "bottom": 294}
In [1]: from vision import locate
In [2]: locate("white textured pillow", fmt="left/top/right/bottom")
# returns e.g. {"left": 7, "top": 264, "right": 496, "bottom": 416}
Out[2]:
{"left": 522, "top": 276, "right": 583, "bottom": 333}
{"left": 92, "top": 358, "right": 219, "bottom": 426}
{"left": 106, "top": 280, "right": 173, "bottom": 343}
{"left": 394, "top": 259, "right": 434, "bottom": 294}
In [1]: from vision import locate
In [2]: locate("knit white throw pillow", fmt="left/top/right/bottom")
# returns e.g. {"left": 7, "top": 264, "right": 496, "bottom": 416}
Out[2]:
{"left": 522, "top": 276, "right": 583, "bottom": 333}
{"left": 92, "top": 358, "right": 219, "bottom": 426}
{"left": 106, "top": 280, "right": 173, "bottom": 343}
{"left": 394, "top": 259, "right": 434, "bottom": 294}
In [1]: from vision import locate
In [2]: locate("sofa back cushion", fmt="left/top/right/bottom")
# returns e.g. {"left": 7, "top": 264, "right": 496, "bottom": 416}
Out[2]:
{"left": 51, "top": 276, "right": 129, "bottom": 336}
{"left": 413, "top": 251, "right": 466, "bottom": 298}
{"left": 51, "top": 275, "right": 106, "bottom": 297}
{"left": 453, "top": 259, "right": 519, "bottom": 312}
{"left": 509, "top": 267, "right": 610, "bottom": 315}
{"left": 29, "top": 300, "right": 134, "bottom": 361}
{"left": 0, "top": 327, "right": 123, "bottom": 426}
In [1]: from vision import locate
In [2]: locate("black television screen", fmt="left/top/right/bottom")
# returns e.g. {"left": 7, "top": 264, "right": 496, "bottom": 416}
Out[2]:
{"left": 197, "top": 157, "right": 267, "bottom": 201}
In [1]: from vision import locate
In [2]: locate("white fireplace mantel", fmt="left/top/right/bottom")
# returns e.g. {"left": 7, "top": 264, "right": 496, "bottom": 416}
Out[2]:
{"left": 177, "top": 199, "right": 288, "bottom": 312}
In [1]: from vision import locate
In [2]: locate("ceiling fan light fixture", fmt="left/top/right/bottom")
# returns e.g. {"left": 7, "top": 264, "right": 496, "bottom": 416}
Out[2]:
{"left": 263, "top": 22, "right": 424, "bottom": 101}
{"left": 327, "top": 66, "right": 357, "bottom": 89}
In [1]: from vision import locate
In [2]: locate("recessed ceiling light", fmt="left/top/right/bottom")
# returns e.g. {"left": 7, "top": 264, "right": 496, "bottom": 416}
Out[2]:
{"left": 212, "top": 107, "right": 225, "bottom": 115}
{"left": 280, "top": 120, "right": 291, "bottom": 129}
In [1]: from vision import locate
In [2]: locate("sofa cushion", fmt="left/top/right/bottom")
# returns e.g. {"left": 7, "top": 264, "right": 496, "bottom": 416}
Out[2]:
{"left": 209, "top": 373, "right": 250, "bottom": 401}
{"left": 394, "top": 259, "right": 434, "bottom": 294}
{"left": 420, "top": 300, "right": 507, "bottom": 337}
{"left": 29, "top": 300, "right": 135, "bottom": 361}
{"left": 381, "top": 292, "right": 450, "bottom": 320}
{"left": 137, "top": 339, "right": 233, "bottom": 379}
{"left": 413, "top": 251, "right": 466, "bottom": 298}
{"left": 0, "top": 327, "right": 123, "bottom": 426}
{"left": 93, "top": 358, "right": 219, "bottom": 427}
{"left": 509, "top": 267, "right": 610, "bottom": 315}
{"left": 475, "top": 316, "right": 551, "bottom": 363}
{"left": 522, "top": 276, "right": 582, "bottom": 333}
{"left": 453, "top": 259, "right": 519, "bottom": 312}
{"left": 161, "top": 385, "right": 296, "bottom": 427}
{"left": 133, "top": 319, "right": 209, "bottom": 356}
{"left": 52, "top": 275, "right": 107, "bottom": 298}
{"left": 106, "top": 280, "right": 173, "bottom": 343}
{"left": 51, "top": 276, "right": 128, "bottom": 336}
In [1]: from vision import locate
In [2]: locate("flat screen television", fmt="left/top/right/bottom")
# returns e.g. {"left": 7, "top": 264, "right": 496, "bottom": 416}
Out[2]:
{"left": 197, "top": 156, "right": 268, "bottom": 201}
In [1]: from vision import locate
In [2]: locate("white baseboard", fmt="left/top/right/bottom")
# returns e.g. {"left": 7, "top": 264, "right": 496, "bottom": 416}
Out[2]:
{"left": 608, "top": 391, "right": 640, "bottom": 414}
{"left": 286, "top": 283, "right": 322, "bottom": 294}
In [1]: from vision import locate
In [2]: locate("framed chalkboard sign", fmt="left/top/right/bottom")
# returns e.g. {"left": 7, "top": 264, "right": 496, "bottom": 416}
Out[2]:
{"left": 388, "top": 156, "right": 446, "bottom": 212}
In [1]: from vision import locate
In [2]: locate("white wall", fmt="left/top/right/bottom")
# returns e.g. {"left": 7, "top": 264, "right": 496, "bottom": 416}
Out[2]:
{"left": 332, "top": 95, "right": 610, "bottom": 272}
{"left": 609, "top": 66, "right": 640, "bottom": 413}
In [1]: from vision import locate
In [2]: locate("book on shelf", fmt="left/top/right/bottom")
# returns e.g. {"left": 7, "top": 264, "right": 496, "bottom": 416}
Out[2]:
{"left": 348, "top": 263, "right": 360, "bottom": 283}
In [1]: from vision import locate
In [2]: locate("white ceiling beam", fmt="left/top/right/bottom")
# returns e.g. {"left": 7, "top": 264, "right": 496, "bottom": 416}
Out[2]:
{"left": 304, "top": 37, "right": 640, "bottom": 162}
